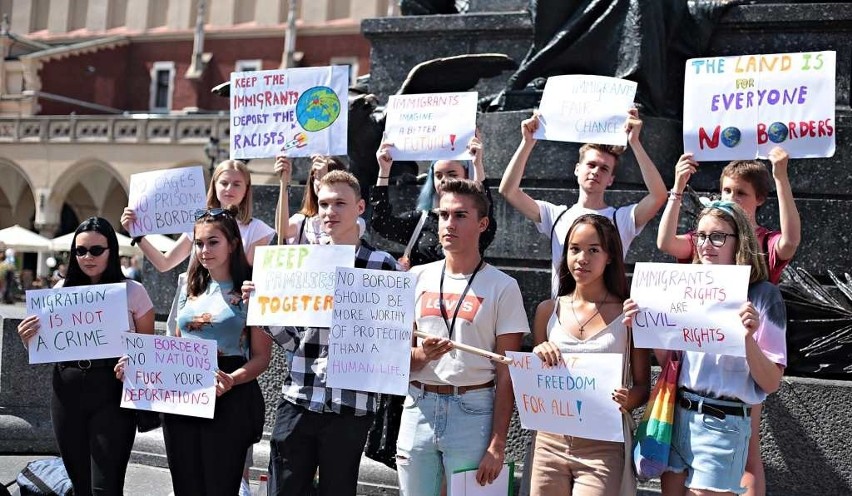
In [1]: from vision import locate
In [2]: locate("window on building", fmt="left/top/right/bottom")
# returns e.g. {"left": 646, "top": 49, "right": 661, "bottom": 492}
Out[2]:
{"left": 150, "top": 62, "right": 175, "bottom": 112}
{"left": 69, "top": 0, "right": 88, "bottom": 31}
{"left": 234, "top": 0, "right": 256, "bottom": 24}
{"left": 148, "top": 0, "right": 168, "bottom": 28}
{"left": 31, "top": 0, "right": 49, "bottom": 31}
{"left": 330, "top": 57, "right": 359, "bottom": 85}
{"left": 235, "top": 59, "right": 263, "bottom": 73}
{"left": 108, "top": 0, "right": 128, "bottom": 29}
{"left": 328, "top": 0, "right": 350, "bottom": 20}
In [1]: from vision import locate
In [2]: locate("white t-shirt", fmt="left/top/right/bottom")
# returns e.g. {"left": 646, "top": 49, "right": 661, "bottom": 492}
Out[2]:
{"left": 188, "top": 217, "right": 275, "bottom": 251}
{"left": 287, "top": 213, "right": 367, "bottom": 245}
{"left": 535, "top": 200, "right": 641, "bottom": 297}
{"left": 410, "top": 261, "right": 530, "bottom": 386}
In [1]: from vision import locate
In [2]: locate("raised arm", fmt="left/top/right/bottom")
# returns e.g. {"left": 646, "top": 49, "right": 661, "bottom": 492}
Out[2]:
{"left": 468, "top": 131, "right": 486, "bottom": 183}
{"left": 657, "top": 154, "right": 697, "bottom": 260}
{"left": 768, "top": 146, "right": 801, "bottom": 261}
{"left": 375, "top": 140, "right": 393, "bottom": 187}
{"left": 370, "top": 143, "right": 428, "bottom": 245}
{"left": 273, "top": 157, "right": 300, "bottom": 242}
{"left": 498, "top": 115, "right": 542, "bottom": 223}
{"left": 626, "top": 108, "right": 667, "bottom": 228}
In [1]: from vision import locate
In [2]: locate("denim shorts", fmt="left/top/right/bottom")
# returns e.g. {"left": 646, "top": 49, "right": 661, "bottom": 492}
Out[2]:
{"left": 668, "top": 390, "right": 752, "bottom": 494}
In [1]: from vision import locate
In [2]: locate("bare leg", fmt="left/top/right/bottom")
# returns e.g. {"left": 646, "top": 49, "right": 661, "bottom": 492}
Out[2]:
{"left": 741, "top": 403, "right": 765, "bottom": 496}
{"left": 661, "top": 471, "right": 688, "bottom": 496}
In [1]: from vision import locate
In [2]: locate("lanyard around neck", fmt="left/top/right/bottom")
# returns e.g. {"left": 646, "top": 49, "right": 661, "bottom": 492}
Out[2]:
{"left": 438, "top": 258, "right": 485, "bottom": 340}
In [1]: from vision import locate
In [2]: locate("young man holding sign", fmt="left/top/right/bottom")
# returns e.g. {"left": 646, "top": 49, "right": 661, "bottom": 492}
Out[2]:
{"left": 499, "top": 109, "right": 666, "bottom": 296}
{"left": 254, "top": 170, "right": 400, "bottom": 496}
{"left": 398, "top": 179, "right": 529, "bottom": 494}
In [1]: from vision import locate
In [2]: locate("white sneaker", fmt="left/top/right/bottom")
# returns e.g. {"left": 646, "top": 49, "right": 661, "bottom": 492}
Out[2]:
{"left": 239, "top": 477, "right": 252, "bottom": 496}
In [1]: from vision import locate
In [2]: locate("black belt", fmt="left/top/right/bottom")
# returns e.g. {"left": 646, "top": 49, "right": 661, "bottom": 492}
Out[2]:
{"left": 57, "top": 358, "right": 118, "bottom": 370}
{"left": 678, "top": 395, "right": 750, "bottom": 420}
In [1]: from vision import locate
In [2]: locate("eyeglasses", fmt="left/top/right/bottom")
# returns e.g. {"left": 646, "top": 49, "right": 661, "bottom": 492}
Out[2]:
{"left": 695, "top": 232, "right": 737, "bottom": 248}
{"left": 194, "top": 208, "right": 229, "bottom": 220}
{"left": 74, "top": 245, "right": 108, "bottom": 257}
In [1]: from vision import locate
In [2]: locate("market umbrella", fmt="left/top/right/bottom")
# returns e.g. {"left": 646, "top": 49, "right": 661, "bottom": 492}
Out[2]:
{"left": 50, "top": 232, "right": 143, "bottom": 257}
{"left": 0, "top": 225, "right": 53, "bottom": 252}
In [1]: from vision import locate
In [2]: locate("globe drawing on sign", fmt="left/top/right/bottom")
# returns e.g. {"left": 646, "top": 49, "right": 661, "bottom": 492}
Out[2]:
{"left": 295, "top": 86, "right": 341, "bottom": 132}
{"left": 767, "top": 122, "right": 789, "bottom": 143}
{"left": 720, "top": 126, "right": 741, "bottom": 148}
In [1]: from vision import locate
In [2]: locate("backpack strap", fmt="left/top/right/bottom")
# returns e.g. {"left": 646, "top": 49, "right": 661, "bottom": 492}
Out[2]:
{"left": 21, "top": 465, "right": 59, "bottom": 496}
{"left": 611, "top": 206, "right": 620, "bottom": 234}
{"left": 549, "top": 208, "right": 571, "bottom": 247}
{"left": 403, "top": 210, "right": 430, "bottom": 261}
{"left": 298, "top": 217, "right": 307, "bottom": 244}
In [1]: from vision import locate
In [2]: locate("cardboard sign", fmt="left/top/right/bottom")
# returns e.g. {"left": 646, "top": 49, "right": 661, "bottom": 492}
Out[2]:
{"left": 247, "top": 244, "right": 356, "bottom": 327}
{"left": 683, "top": 51, "right": 836, "bottom": 160}
{"left": 507, "top": 351, "right": 624, "bottom": 442}
{"left": 630, "top": 262, "right": 751, "bottom": 356}
{"left": 127, "top": 166, "right": 207, "bottom": 237}
{"left": 121, "top": 334, "right": 217, "bottom": 419}
{"left": 25, "top": 283, "right": 129, "bottom": 364}
{"left": 384, "top": 92, "right": 478, "bottom": 160}
{"left": 326, "top": 267, "right": 415, "bottom": 395}
{"left": 450, "top": 463, "right": 514, "bottom": 496}
{"left": 534, "top": 75, "right": 637, "bottom": 146}
{"left": 230, "top": 66, "right": 349, "bottom": 159}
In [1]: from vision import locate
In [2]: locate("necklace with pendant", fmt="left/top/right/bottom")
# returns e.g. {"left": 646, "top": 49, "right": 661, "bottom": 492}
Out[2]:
{"left": 570, "top": 293, "right": 608, "bottom": 336}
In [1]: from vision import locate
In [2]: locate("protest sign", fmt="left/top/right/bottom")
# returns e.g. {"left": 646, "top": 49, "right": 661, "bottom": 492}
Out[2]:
{"left": 247, "top": 244, "right": 355, "bottom": 327}
{"left": 25, "top": 283, "right": 129, "bottom": 364}
{"left": 121, "top": 334, "right": 217, "bottom": 418}
{"left": 326, "top": 267, "right": 415, "bottom": 395}
{"left": 384, "top": 92, "right": 478, "bottom": 160}
{"left": 534, "top": 75, "right": 637, "bottom": 146}
{"left": 684, "top": 51, "right": 836, "bottom": 160}
{"left": 630, "top": 262, "right": 751, "bottom": 356}
{"left": 507, "top": 351, "right": 624, "bottom": 442}
{"left": 230, "top": 66, "right": 349, "bottom": 159}
{"left": 127, "top": 166, "right": 207, "bottom": 237}
{"left": 450, "top": 463, "right": 514, "bottom": 496}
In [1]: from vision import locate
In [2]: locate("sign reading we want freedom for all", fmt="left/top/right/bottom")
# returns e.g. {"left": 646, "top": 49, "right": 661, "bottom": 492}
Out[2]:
{"left": 25, "top": 283, "right": 129, "bottom": 364}
{"left": 230, "top": 66, "right": 349, "bottom": 159}
{"left": 684, "top": 51, "right": 836, "bottom": 161}
{"left": 384, "top": 92, "right": 478, "bottom": 161}
{"left": 630, "top": 262, "right": 751, "bottom": 357}
{"left": 127, "top": 166, "right": 207, "bottom": 237}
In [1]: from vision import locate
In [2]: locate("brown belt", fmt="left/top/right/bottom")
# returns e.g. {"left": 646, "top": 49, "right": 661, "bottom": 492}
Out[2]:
{"left": 410, "top": 380, "right": 495, "bottom": 395}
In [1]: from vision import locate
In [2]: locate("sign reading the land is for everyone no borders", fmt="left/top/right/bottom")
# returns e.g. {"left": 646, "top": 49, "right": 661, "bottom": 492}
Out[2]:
{"left": 534, "top": 75, "right": 637, "bottom": 146}
{"left": 230, "top": 65, "right": 349, "bottom": 159}
{"left": 127, "top": 166, "right": 207, "bottom": 237}
{"left": 629, "top": 262, "right": 751, "bottom": 357}
{"left": 25, "top": 283, "right": 129, "bottom": 364}
{"left": 684, "top": 51, "right": 836, "bottom": 161}
{"left": 384, "top": 92, "right": 478, "bottom": 161}
{"left": 246, "top": 244, "right": 355, "bottom": 328}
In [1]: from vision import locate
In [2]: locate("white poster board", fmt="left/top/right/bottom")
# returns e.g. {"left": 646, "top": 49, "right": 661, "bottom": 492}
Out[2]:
{"left": 630, "top": 262, "right": 751, "bottom": 356}
{"left": 247, "top": 244, "right": 356, "bottom": 327}
{"left": 127, "top": 166, "right": 207, "bottom": 237}
{"left": 121, "top": 334, "right": 218, "bottom": 419}
{"left": 326, "top": 267, "right": 415, "bottom": 395}
{"left": 507, "top": 351, "right": 624, "bottom": 442}
{"left": 683, "top": 51, "right": 836, "bottom": 160}
{"left": 534, "top": 75, "right": 637, "bottom": 146}
{"left": 450, "top": 463, "right": 514, "bottom": 496}
{"left": 25, "top": 283, "right": 129, "bottom": 364}
{"left": 230, "top": 66, "right": 349, "bottom": 159}
{"left": 384, "top": 92, "right": 478, "bottom": 160}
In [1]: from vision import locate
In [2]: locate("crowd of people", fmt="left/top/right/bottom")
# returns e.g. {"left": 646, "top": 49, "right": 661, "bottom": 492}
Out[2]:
{"left": 16, "top": 107, "right": 795, "bottom": 496}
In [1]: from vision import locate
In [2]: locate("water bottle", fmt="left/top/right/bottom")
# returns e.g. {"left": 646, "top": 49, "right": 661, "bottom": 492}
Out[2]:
{"left": 256, "top": 474, "right": 268, "bottom": 496}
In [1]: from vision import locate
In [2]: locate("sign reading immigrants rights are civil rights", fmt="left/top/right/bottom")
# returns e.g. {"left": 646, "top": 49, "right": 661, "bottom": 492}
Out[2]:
{"left": 25, "top": 283, "right": 130, "bottom": 364}
{"left": 683, "top": 51, "right": 836, "bottom": 161}
{"left": 229, "top": 66, "right": 349, "bottom": 159}
{"left": 127, "top": 166, "right": 207, "bottom": 237}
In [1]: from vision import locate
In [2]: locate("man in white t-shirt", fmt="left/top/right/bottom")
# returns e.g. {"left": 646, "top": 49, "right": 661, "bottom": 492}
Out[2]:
{"left": 397, "top": 179, "right": 530, "bottom": 495}
{"left": 499, "top": 109, "right": 666, "bottom": 296}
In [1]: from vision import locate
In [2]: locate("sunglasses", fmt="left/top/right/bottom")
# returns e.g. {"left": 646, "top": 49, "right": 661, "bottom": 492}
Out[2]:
{"left": 194, "top": 208, "right": 230, "bottom": 220}
{"left": 695, "top": 232, "right": 737, "bottom": 248}
{"left": 74, "top": 245, "right": 108, "bottom": 257}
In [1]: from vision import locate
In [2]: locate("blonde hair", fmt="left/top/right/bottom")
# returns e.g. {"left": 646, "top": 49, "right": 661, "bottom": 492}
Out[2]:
{"left": 299, "top": 155, "right": 347, "bottom": 217}
{"left": 207, "top": 160, "right": 252, "bottom": 224}
{"left": 692, "top": 203, "right": 768, "bottom": 284}
{"left": 318, "top": 170, "right": 361, "bottom": 199}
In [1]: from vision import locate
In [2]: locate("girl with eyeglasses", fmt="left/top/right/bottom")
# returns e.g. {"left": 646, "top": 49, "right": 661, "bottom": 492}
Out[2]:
{"left": 158, "top": 206, "right": 272, "bottom": 496}
{"left": 625, "top": 202, "right": 787, "bottom": 496}
{"left": 656, "top": 148, "right": 800, "bottom": 496}
{"left": 17, "top": 217, "right": 155, "bottom": 495}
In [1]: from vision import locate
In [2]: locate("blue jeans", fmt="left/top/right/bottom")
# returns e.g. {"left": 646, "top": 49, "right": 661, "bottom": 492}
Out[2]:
{"left": 396, "top": 384, "right": 495, "bottom": 496}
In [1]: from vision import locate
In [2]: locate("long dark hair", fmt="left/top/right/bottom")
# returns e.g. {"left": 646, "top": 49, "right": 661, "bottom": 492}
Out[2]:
{"left": 556, "top": 214, "right": 628, "bottom": 299}
{"left": 64, "top": 217, "right": 125, "bottom": 287}
{"left": 187, "top": 206, "right": 252, "bottom": 297}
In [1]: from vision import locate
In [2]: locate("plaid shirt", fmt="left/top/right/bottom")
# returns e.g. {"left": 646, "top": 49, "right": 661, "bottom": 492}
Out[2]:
{"left": 274, "top": 241, "right": 400, "bottom": 416}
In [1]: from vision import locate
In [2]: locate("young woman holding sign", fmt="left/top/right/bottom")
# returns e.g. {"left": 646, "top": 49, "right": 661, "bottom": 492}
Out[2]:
{"left": 625, "top": 202, "right": 787, "bottom": 496}
{"left": 530, "top": 214, "right": 649, "bottom": 496}
{"left": 160, "top": 206, "right": 271, "bottom": 496}
{"left": 17, "top": 217, "right": 155, "bottom": 496}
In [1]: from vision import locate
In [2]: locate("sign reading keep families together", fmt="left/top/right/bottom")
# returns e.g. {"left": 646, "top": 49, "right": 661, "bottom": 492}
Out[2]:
{"left": 384, "top": 92, "right": 478, "bottom": 160}
{"left": 127, "top": 166, "right": 207, "bottom": 237}
{"left": 684, "top": 50, "right": 836, "bottom": 160}
{"left": 230, "top": 66, "right": 349, "bottom": 159}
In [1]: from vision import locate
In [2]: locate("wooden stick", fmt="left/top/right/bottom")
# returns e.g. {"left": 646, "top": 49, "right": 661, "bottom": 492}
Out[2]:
{"left": 414, "top": 330, "right": 514, "bottom": 365}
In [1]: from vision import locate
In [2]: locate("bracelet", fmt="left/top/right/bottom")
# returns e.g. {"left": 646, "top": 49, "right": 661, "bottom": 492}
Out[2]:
{"left": 131, "top": 235, "right": 145, "bottom": 246}
{"left": 667, "top": 190, "right": 683, "bottom": 201}
{"left": 378, "top": 175, "right": 390, "bottom": 179}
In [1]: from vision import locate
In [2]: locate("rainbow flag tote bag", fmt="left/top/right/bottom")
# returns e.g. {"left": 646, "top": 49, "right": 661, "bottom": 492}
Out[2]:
{"left": 633, "top": 351, "right": 681, "bottom": 480}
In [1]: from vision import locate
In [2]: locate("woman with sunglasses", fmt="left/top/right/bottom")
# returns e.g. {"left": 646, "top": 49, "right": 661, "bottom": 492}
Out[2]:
{"left": 159, "top": 206, "right": 271, "bottom": 496}
{"left": 625, "top": 202, "right": 786, "bottom": 496}
{"left": 17, "top": 217, "right": 155, "bottom": 495}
